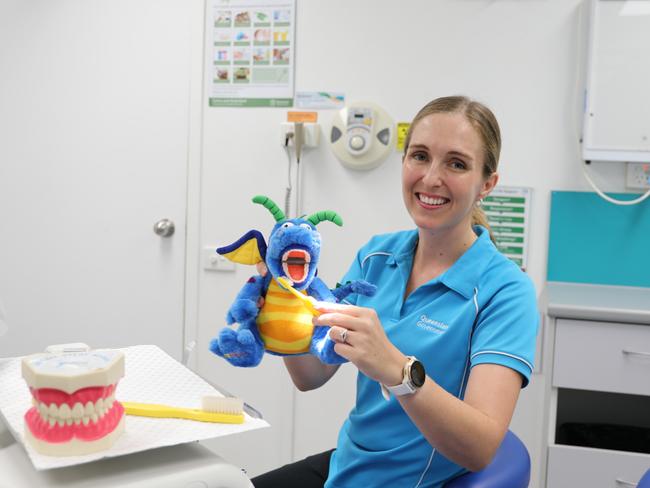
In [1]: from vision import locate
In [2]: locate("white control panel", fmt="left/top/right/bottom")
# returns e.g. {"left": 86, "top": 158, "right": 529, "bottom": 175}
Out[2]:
{"left": 329, "top": 101, "right": 394, "bottom": 170}
{"left": 344, "top": 107, "right": 374, "bottom": 156}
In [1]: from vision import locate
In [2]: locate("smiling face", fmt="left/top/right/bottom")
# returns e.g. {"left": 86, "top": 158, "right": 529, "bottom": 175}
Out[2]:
{"left": 402, "top": 112, "right": 498, "bottom": 240}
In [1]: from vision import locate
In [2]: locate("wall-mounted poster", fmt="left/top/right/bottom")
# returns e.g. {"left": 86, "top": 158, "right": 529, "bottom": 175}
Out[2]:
{"left": 208, "top": 0, "right": 295, "bottom": 107}
{"left": 483, "top": 186, "right": 532, "bottom": 271}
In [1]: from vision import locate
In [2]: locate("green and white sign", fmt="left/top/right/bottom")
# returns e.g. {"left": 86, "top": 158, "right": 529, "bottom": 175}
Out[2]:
{"left": 208, "top": 0, "right": 295, "bottom": 107}
{"left": 483, "top": 186, "right": 532, "bottom": 270}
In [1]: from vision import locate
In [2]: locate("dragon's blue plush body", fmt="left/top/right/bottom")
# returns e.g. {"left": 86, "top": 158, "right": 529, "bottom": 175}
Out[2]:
{"left": 209, "top": 195, "right": 376, "bottom": 367}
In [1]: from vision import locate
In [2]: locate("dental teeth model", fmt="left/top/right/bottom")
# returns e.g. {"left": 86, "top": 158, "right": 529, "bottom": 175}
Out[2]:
{"left": 21, "top": 349, "right": 125, "bottom": 456}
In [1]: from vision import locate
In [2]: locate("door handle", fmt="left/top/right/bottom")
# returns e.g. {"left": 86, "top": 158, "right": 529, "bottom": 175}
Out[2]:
{"left": 153, "top": 219, "right": 175, "bottom": 237}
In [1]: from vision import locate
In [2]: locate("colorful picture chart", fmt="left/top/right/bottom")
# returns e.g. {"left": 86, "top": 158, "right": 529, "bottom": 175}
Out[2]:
{"left": 208, "top": 0, "right": 295, "bottom": 107}
{"left": 483, "top": 186, "right": 532, "bottom": 270}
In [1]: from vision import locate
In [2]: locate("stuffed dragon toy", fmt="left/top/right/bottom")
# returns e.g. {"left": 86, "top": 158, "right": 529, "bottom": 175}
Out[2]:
{"left": 209, "top": 195, "right": 376, "bottom": 367}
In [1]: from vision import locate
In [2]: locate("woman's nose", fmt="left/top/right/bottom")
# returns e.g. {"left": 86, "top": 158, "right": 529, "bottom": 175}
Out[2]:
{"left": 422, "top": 162, "right": 443, "bottom": 186}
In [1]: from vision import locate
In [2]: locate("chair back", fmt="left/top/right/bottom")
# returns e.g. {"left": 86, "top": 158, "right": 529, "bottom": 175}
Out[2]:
{"left": 444, "top": 430, "right": 530, "bottom": 488}
{"left": 638, "top": 469, "right": 650, "bottom": 488}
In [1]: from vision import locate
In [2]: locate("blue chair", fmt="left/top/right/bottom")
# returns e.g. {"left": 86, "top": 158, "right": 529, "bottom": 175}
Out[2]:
{"left": 638, "top": 469, "right": 650, "bottom": 488}
{"left": 444, "top": 430, "right": 530, "bottom": 488}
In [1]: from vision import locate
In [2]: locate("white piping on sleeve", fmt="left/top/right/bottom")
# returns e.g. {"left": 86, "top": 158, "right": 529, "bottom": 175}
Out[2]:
{"left": 470, "top": 350, "right": 534, "bottom": 373}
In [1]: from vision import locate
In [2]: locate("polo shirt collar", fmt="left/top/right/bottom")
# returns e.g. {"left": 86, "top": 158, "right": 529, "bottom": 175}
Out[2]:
{"left": 392, "top": 226, "right": 496, "bottom": 300}
{"left": 388, "top": 229, "right": 419, "bottom": 266}
{"left": 439, "top": 225, "right": 495, "bottom": 299}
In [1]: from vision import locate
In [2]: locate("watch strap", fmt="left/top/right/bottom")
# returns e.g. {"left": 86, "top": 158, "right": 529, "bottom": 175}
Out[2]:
{"left": 380, "top": 356, "right": 419, "bottom": 400}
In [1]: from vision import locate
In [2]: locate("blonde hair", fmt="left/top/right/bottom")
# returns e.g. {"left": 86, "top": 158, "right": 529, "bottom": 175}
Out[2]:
{"left": 403, "top": 96, "right": 501, "bottom": 241}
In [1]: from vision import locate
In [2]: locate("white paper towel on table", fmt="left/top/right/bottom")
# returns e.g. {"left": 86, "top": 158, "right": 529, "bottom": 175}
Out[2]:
{"left": 0, "top": 344, "right": 269, "bottom": 470}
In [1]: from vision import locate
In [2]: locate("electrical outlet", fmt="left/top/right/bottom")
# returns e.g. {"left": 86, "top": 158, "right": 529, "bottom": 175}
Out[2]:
{"left": 202, "top": 246, "right": 235, "bottom": 272}
{"left": 280, "top": 122, "right": 320, "bottom": 147}
{"left": 626, "top": 162, "right": 650, "bottom": 189}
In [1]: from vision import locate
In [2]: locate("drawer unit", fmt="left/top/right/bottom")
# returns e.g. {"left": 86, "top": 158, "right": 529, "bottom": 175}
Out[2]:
{"left": 553, "top": 319, "right": 650, "bottom": 396}
{"left": 547, "top": 445, "right": 650, "bottom": 487}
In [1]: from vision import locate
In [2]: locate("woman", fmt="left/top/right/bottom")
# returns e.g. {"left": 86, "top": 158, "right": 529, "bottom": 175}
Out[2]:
{"left": 253, "top": 96, "right": 538, "bottom": 487}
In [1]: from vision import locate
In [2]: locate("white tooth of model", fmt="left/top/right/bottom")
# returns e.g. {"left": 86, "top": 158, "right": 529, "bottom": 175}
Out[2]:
{"left": 85, "top": 401, "right": 95, "bottom": 417}
{"left": 72, "top": 403, "right": 84, "bottom": 420}
{"left": 96, "top": 398, "right": 104, "bottom": 417}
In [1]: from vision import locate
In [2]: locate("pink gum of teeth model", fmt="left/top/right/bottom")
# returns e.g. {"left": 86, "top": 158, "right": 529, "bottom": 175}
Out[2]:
{"left": 21, "top": 349, "right": 125, "bottom": 456}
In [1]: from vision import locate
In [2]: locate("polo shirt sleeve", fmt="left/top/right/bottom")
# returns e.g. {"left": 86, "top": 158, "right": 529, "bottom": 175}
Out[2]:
{"left": 470, "top": 274, "right": 539, "bottom": 388}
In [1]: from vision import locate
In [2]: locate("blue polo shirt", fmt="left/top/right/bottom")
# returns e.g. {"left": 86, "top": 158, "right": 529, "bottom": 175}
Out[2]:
{"left": 325, "top": 226, "right": 538, "bottom": 488}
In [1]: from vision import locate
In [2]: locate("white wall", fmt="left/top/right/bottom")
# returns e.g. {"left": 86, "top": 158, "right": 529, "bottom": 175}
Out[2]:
{"left": 195, "top": 1, "right": 639, "bottom": 483}
{"left": 0, "top": 0, "right": 636, "bottom": 485}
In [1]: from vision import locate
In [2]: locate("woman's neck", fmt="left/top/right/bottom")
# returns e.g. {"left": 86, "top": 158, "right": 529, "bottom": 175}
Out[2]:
{"left": 405, "top": 224, "right": 478, "bottom": 298}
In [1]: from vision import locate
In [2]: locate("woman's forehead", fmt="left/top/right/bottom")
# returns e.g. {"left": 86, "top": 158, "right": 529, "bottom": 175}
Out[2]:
{"left": 410, "top": 112, "right": 482, "bottom": 155}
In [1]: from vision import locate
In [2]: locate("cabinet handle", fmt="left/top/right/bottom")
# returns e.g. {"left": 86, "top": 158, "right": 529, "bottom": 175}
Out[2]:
{"left": 622, "top": 349, "right": 650, "bottom": 358}
{"left": 615, "top": 479, "right": 637, "bottom": 487}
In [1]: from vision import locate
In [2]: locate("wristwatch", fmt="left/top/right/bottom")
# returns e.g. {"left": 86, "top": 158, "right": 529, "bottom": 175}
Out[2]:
{"left": 381, "top": 356, "right": 426, "bottom": 400}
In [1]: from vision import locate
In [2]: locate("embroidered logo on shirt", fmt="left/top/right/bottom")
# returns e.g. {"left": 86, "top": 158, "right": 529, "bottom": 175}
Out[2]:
{"left": 416, "top": 315, "right": 449, "bottom": 334}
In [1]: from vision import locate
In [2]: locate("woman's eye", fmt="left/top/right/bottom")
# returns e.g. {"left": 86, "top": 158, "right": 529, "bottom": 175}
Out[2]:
{"left": 410, "top": 152, "right": 428, "bottom": 162}
{"left": 450, "top": 159, "right": 467, "bottom": 170}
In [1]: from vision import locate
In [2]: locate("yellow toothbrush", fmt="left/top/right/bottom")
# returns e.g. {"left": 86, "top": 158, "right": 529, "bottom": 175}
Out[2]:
{"left": 276, "top": 277, "right": 322, "bottom": 316}
{"left": 122, "top": 396, "right": 245, "bottom": 424}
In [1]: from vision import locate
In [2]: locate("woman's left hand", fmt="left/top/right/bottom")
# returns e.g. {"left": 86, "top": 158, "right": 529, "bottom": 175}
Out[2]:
{"left": 313, "top": 304, "right": 406, "bottom": 386}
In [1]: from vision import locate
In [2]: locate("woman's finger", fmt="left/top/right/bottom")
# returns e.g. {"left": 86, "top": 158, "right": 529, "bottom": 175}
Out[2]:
{"left": 328, "top": 326, "right": 351, "bottom": 344}
{"left": 313, "top": 302, "right": 365, "bottom": 317}
{"left": 255, "top": 261, "right": 268, "bottom": 277}
{"left": 314, "top": 312, "right": 359, "bottom": 330}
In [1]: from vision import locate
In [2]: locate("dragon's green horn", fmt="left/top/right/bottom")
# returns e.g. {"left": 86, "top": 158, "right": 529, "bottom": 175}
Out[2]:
{"left": 252, "top": 195, "right": 286, "bottom": 222}
{"left": 307, "top": 210, "right": 343, "bottom": 227}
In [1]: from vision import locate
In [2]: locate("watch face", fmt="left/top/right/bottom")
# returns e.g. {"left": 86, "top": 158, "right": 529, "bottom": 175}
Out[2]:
{"left": 410, "top": 360, "right": 426, "bottom": 388}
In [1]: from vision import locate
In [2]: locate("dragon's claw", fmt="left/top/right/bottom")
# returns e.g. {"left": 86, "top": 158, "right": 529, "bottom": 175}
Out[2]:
{"left": 210, "top": 326, "right": 263, "bottom": 367}
{"left": 236, "top": 329, "right": 256, "bottom": 346}
{"left": 230, "top": 299, "right": 260, "bottom": 323}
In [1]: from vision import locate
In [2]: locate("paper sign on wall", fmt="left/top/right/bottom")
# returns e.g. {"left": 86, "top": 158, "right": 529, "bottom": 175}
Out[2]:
{"left": 483, "top": 186, "right": 532, "bottom": 271}
{"left": 208, "top": 0, "right": 296, "bottom": 107}
{"left": 396, "top": 122, "right": 410, "bottom": 151}
{"left": 295, "top": 92, "right": 345, "bottom": 109}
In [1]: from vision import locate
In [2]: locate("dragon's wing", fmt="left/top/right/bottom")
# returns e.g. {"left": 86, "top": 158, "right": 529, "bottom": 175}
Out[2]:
{"left": 216, "top": 230, "right": 267, "bottom": 265}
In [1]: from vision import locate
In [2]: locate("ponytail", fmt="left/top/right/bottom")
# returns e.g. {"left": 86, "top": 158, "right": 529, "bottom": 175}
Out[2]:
{"left": 471, "top": 205, "right": 495, "bottom": 243}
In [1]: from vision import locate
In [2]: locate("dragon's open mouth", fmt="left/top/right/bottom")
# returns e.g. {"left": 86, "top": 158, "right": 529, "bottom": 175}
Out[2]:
{"left": 282, "top": 249, "right": 311, "bottom": 283}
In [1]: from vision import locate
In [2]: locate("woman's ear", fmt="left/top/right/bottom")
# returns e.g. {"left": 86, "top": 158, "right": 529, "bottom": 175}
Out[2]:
{"left": 479, "top": 172, "right": 499, "bottom": 201}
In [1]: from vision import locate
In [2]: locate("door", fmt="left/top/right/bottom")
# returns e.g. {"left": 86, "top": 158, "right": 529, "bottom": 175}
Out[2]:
{"left": 0, "top": 0, "right": 197, "bottom": 359}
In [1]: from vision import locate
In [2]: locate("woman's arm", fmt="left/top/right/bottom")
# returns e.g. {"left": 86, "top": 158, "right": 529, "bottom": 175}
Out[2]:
{"left": 398, "top": 363, "right": 520, "bottom": 471}
{"left": 316, "top": 304, "right": 522, "bottom": 471}
{"left": 283, "top": 355, "right": 340, "bottom": 391}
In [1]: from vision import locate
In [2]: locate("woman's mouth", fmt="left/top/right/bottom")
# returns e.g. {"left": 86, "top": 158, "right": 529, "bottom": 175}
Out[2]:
{"left": 417, "top": 193, "right": 449, "bottom": 207}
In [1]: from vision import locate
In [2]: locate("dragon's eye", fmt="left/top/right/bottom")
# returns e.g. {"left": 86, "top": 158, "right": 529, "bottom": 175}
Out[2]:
{"left": 299, "top": 223, "right": 312, "bottom": 230}
{"left": 281, "top": 222, "right": 295, "bottom": 229}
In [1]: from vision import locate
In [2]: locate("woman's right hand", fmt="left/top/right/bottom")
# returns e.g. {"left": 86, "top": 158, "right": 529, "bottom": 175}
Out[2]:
{"left": 313, "top": 304, "right": 407, "bottom": 387}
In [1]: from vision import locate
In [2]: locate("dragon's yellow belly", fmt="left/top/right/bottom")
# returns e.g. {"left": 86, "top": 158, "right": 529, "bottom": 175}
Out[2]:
{"left": 257, "top": 279, "right": 314, "bottom": 354}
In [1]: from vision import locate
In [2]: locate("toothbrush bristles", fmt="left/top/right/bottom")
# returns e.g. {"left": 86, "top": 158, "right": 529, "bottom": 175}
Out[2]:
{"left": 202, "top": 395, "right": 244, "bottom": 415}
